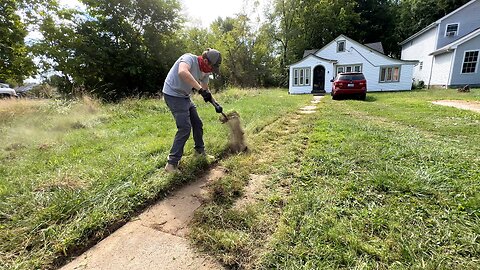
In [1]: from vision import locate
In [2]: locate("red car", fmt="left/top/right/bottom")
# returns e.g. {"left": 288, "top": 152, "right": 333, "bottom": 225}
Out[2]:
{"left": 330, "top": 72, "right": 367, "bottom": 100}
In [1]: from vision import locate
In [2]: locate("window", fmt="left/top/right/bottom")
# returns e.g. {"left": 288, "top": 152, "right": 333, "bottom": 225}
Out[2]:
{"left": 419, "top": 61, "right": 423, "bottom": 70}
{"left": 337, "top": 41, "right": 346, "bottom": 52}
{"left": 380, "top": 66, "right": 401, "bottom": 83}
{"left": 462, "top": 51, "right": 479, "bottom": 74}
{"left": 336, "top": 65, "right": 362, "bottom": 74}
{"left": 445, "top": 23, "right": 459, "bottom": 36}
{"left": 293, "top": 67, "right": 311, "bottom": 86}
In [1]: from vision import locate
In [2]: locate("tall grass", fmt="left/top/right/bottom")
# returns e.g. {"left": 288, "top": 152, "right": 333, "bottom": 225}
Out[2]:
{"left": 0, "top": 89, "right": 309, "bottom": 269}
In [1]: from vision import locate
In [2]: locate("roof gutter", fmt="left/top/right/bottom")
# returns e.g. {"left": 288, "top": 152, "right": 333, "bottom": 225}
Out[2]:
{"left": 429, "top": 48, "right": 455, "bottom": 56}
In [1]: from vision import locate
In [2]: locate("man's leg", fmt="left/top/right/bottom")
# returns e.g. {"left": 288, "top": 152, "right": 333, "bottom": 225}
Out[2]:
{"left": 189, "top": 100, "right": 205, "bottom": 154}
{"left": 164, "top": 95, "right": 192, "bottom": 166}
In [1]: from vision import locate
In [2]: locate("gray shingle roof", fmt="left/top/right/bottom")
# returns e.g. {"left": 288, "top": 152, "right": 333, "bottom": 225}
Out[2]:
{"left": 364, "top": 42, "right": 384, "bottom": 54}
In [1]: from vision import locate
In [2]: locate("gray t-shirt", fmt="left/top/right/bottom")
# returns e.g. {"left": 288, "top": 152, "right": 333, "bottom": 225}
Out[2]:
{"left": 162, "top": 53, "right": 209, "bottom": 97}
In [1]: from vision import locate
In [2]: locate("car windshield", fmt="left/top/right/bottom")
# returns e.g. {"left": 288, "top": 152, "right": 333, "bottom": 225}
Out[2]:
{"left": 337, "top": 74, "right": 365, "bottom": 81}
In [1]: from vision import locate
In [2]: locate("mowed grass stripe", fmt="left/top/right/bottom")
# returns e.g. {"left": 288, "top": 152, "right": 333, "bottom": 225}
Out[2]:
{"left": 261, "top": 91, "right": 480, "bottom": 269}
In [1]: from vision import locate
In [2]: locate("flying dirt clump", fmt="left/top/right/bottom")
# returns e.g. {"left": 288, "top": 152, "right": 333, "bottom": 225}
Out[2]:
{"left": 221, "top": 111, "right": 248, "bottom": 153}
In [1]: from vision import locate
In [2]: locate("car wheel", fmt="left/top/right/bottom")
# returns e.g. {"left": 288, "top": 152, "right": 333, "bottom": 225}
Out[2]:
{"left": 332, "top": 95, "right": 338, "bottom": 100}
{"left": 360, "top": 93, "right": 366, "bottom": 100}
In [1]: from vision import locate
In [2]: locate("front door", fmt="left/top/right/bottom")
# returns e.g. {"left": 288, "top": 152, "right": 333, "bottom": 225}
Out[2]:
{"left": 312, "top": 65, "right": 326, "bottom": 94}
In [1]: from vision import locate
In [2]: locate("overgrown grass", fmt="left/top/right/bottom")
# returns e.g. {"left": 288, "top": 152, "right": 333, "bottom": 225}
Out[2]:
{"left": 190, "top": 88, "right": 480, "bottom": 269}
{"left": 0, "top": 89, "right": 310, "bottom": 269}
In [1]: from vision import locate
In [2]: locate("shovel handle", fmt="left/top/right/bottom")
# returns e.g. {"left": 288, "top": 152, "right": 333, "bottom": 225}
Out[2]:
{"left": 209, "top": 100, "right": 228, "bottom": 120}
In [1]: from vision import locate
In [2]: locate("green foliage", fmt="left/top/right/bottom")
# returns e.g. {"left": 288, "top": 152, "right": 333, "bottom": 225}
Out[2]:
{"left": 0, "top": 0, "right": 36, "bottom": 84}
{"left": 32, "top": 0, "right": 184, "bottom": 100}
{"left": 3, "top": 0, "right": 471, "bottom": 94}
{"left": 266, "top": 0, "right": 472, "bottom": 71}
{"left": 182, "top": 13, "right": 279, "bottom": 90}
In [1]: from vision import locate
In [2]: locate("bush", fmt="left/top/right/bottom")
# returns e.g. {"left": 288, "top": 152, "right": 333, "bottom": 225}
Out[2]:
{"left": 26, "top": 84, "right": 59, "bottom": 99}
{"left": 412, "top": 80, "right": 425, "bottom": 89}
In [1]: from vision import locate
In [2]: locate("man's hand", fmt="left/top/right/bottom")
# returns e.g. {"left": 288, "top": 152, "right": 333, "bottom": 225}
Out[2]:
{"left": 198, "top": 88, "right": 212, "bottom": 103}
{"left": 214, "top": 104, "right": 223, "bottom": 113}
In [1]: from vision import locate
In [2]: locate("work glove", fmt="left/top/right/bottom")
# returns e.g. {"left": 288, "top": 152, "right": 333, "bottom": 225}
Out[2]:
{"left": 198, "top": 88, "right": 212, "bottom": 103}
{"left": 214, "top": 104, "right": 223, "bottom": 114}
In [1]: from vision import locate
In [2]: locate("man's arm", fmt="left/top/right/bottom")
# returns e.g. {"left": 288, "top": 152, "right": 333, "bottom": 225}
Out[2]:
{"left": 178, "top": 62, "right": 212, "bottom": 102}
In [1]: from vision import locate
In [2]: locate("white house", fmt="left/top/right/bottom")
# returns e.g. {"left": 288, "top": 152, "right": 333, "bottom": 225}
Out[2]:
{"left": 289, "top": 35, "right": 417, "bottom": 94}
{"left": 400, "top": 0, "right": 480, "bottom": 88}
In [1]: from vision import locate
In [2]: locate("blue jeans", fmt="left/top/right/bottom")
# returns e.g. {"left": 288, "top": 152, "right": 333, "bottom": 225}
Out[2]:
{"left": 164, "top": 94, "right": 204, "bottom": 166}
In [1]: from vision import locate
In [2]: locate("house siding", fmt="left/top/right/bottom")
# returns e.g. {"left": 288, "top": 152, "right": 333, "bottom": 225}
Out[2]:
{"left": 430, "top": 52, "right": 454, "bottom": 86}
{"left": 401, "top": 27, "right": 437, "bottom": 84}
{"left": 450, "top": 34, "right": 480, "bottom": 86}
{"left": 289, "top": 56, "right": 334, "bottom": 94}
{"left": 317, "top": 37, "right": 414, "bottom": 91}
{"left": 436, "top": 0, "right": 480, "bottom": 49}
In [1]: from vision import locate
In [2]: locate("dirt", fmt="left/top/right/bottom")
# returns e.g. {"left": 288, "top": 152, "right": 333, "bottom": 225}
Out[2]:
{"left": 432, "top": 100, "right": 480, "bottom": 113}
{"left": 60, "top": 167, "right": 227, "bottom": 270}
{"left": 233, "top": 174, "right": 269, "bottom": 210}
{"left": 223, "top": 111, "right": 248, "bottom": 153}
{"left": 233, "top": 96, "right": 324, "bottom": 210}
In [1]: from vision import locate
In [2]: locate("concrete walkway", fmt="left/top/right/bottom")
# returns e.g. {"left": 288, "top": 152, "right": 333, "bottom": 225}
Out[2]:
{"left": 60, "top": 168, "right": 226, "bottom": 270}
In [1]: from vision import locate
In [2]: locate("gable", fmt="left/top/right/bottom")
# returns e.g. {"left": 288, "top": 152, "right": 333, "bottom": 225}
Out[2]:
{"left": 436, "top": 0, "right": 480, "bottom": 49}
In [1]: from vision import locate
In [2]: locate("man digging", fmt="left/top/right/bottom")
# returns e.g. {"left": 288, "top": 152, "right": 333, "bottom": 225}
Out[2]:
{"left": 162, "top": 48, "right": 222, "bottom": 173}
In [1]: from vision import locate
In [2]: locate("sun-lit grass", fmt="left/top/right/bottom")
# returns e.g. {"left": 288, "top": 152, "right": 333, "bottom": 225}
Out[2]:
{"left": 190, "top": 88, "right": 480, "bottom": 269}
{"left": 2, "top": 88, "right": 478, "bottom": 269}
{"left": 0, "top": 88, "right": 309, "bottom": 270}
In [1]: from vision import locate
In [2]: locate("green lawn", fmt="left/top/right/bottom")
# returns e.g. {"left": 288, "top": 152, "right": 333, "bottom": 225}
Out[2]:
{"left": 1, "top": 88, "right": 479, "bottom": 269}
{"left": 189, "top": 89, "right": 480, "bottom": 269}
{"left": 0, "top": 89, "right": 310, "bottom": 269}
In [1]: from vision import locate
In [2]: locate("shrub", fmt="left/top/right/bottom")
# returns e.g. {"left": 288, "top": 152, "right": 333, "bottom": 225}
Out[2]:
{"left": 412, "top": 80, "right": 425, "bottom": 89}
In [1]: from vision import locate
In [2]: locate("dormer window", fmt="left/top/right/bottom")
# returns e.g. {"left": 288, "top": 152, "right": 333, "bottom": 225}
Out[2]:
{"left": 445, "top": 23, "right": 459, "bottom": 36}
{"left": 337, "top": 41, "right": 346, "bottom": 52}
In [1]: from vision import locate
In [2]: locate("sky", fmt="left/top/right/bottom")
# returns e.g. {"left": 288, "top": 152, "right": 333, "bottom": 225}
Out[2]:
{"left": 59, "top": 0, "right": 267, "bottom": 28}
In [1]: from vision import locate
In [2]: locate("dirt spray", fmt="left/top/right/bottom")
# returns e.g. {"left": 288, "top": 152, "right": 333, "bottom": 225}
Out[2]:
{"left": 220, "top": 111, "right": 247, "bottom": 153}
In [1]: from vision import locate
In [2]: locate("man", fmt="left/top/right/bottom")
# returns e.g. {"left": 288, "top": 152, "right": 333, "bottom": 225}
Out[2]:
{"left": 162, "top": 48, "right": 222, "bottom": 173}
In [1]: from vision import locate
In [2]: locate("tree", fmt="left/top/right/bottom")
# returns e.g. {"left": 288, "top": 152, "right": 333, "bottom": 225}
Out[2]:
{"left": 33, "top": 0, "right": 184, "bottom": 100}
{"left": 298, "top": 0, "right": 360, "bottom": 52}
{"left": 353, "top": 0, "right": 398, "bottom": 56}
{"left": 395, "top": 0, "right": 471, "bottom": 53}
{"left": 267, "top": 0, "right": 303, "bottom": 86}
{"left": 0, "top": 0, "right": 36, "bottom": 85}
